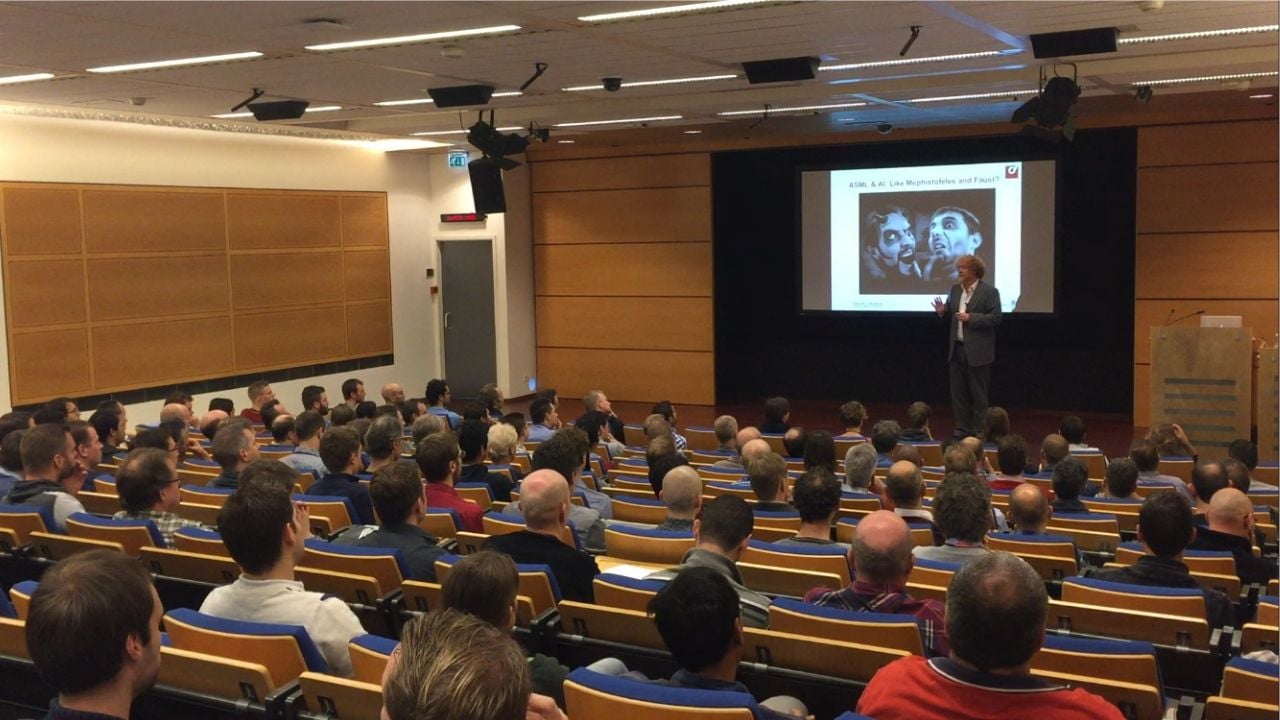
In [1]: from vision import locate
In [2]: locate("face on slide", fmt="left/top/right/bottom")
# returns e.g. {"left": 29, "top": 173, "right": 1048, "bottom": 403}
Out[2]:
{"left": 929, "top": 210, "right": 980, "bottom": 263}
{"left": 872, "top": 212, "right": 916, "bottom": 273}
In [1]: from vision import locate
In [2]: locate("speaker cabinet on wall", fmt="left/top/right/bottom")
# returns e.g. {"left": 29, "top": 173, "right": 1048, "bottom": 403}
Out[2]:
{"left": 468, "top": 159, "right": 506, "bottom": 214}
{"left": 1029, "top": 27, "right": 1118, "bottom": 58}
{"left": 741, "top": 56, "right": 820, "bottom": 84}
{"left": 428, "top": 84, "right": 496, "bottom": 108}
{"left": 248, "top": 100, "right": 310, "bottom": 121}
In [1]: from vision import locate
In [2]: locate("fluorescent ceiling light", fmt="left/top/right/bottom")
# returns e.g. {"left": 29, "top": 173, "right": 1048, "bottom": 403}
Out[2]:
{"left": 305, "top": 25, "right": 521, "bottom": 51}
{"left": 1132, "top": 71, "right": 1278, "bottom": 86}
{"left": 0, "top": 72, "right": 55, "bottom": 85}
{"left": 1250, "top": 93, "right": 1275, "bottom": 99}
{"left": 684, "top": 130, "right": 703, "bottom": 134}
{"left": 211, "top": 105, "right": 342, "bottom": 119}
{"left": 820, "top": 50, "right": 1020, "bottom": 72}
{"left": 717, "top": 101, "right": 865, "bottom": 116}
{"left": 411, "top": 126, "right": 523, "bottom": 136}
{"left": 343, "top": 138, "right": 451, "bottom": 152}
{"left": 578, "top": 0, "right": 770, "bottom": 22}
{"left": 1118, "top": 24, "right": 1279, "bottom": 45}
{"left": 374, "top": 90, "right": 521, "bottom": 107}
{"left": 557, "top": 139, "right": 576, "bottom": 144}
{"left": 562, "top": 74, "right": 737, "bottom": 91}
{"left": 87, "top": 51, "right": 262, "bottom": 74}
{"left": 553, "top": 115, "right": 682, "bottom": 127}
{"left": 899, "top": 90, "right": 1036, "bottom": 104}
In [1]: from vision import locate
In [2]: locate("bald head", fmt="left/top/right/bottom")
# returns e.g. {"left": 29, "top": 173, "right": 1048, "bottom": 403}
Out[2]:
{"left": 381, "top": 383, "right": 405, "bottom": 405}
{"left": 735, "top": 426, "right": 762, "bottom": 452}
{"left": 960, "top": 436, "right": 984, "bottom": 459}
{"left": 160, "top": 403, "right": 191, "bottom": 425}
{"left": 660, "top": 466, "right": 703, "bottom": 517}
{"left": 851, "top": 510, "right": 914, "bottom": 585}
{"left": 1008, "top": 483, "right": 1049, "bottom": 532}
{"left": 519, "top": 469, "right": 569, "bottom": 531}
{"left": 1206, "top": 487, "right": 1253, "bottom": 538}
{"left": 884, "top": 461, "right": 923, "bottom": 509}
{"left": 1040, "top": 433, "right": 1069, "bottom": 465}
{"left": 199, "top": 410, "right": 228, "bottom": 441}
{"left": 891, "top": 444, "right": 923, "bottom": 467}
{"left": 739, "top": 438, "right": 771, "bottom": 464}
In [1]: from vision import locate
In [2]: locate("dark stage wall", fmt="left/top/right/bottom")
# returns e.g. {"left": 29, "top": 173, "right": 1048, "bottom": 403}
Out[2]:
{"left": 712, "top": 129, "right": 1137, "bottom": 415}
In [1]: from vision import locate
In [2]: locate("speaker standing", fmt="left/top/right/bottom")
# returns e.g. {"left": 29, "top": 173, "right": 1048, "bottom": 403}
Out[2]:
{"left": 931, "top": 255, "right": 1001, "bottom": 439}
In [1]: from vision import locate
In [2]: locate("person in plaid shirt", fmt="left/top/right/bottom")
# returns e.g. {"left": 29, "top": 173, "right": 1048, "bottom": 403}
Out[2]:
{"left": 803, "top": 510, "right": 949, "bottom": 657}
{"left": 113, "top": 447, "right": 209, "bottom": 547}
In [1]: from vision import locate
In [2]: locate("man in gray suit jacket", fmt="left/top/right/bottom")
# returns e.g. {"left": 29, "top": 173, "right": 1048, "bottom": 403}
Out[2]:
{"left": 932, "top": 254, "right": 1001, "bottom": 439}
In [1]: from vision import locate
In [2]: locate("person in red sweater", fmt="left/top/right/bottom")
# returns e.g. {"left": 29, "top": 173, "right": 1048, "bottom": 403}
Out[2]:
{"left": 858, "top": 551, "right": 1123, "bottom": 720}
{"left": 415, "top": 431, "right": 485, "bottom": 533}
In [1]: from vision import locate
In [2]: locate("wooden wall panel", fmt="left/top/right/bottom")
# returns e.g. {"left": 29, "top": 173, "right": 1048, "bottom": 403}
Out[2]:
{"left": 1138, "top": 120, "right": 1279, "bottom": 168}
{"left": 532, "top": 154, "right": 710, "bottom": 192}
{"left": 1133, "top": 300, "right": 1278, "bottom": 365}
{"left": 1136, "top": 163, "right": 1278, "bottom": 233}
{"left": 538, "top": 347, "right": 714, "bottom": 406}
{"left": 92, "top": 317, "right": 233, "bottom": 389}
{"left": 227, "top": 194, "right": 342, "bottom": 249}
{"left": 536, "top": 296, "right": 713, "bottom": 352}
{"left": 87, "top": 255, "right": 229, "bottom": 322}
{"left": 343, "top": 249, "right": 391, "bottom": 301}
{"left": 5, "top": 259, "right": 86, "bottom": 328}
{"left": 346, "top": 301, "right": 393, "bottom": 355}
{"left": 1134, "top": 363, "right": 1152, "bottom": 428}
{"left": 535, "top": 243, "right": 712, "bottom": 297}
{"left": 229, "top": 251, "right": 344, "bottom": 310}
{"left": 234, "top": 306, "right": 348, "bottom": 370}
{"left": 533, "top": 187, "right": 712, "bottom": 244}
{"left": 341, "top": 196, "right": 389, "bottom": 247}
{"left": 10, "top": 329, "right": 91, "bottom": 402}
{"left": 1135, "top": 233, "right": 1278, "bottom": 300}
{"left": 83, "top": 190, "right": 225, "bottom": 253}
{"left": 2, "top": 187, "right": 82, "bottom": 256}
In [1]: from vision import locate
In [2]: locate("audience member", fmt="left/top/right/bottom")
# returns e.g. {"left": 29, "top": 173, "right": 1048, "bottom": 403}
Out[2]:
{"left": 201, "top": 481, "right": 364, "bottom": 676}
{"left": 900, "top": 401, "right": 933, "bottom": 442}
{"left": 341, "top": 377, "right": 366, "bottom": 410}
{"left": 870, "top": 420, "right": 900, "bottom": 467}
{"left": 457, "top": 419, "right": 514, "bottom": 502}
{"left": 208, "top": 422, "right": 260, "bottom": 489}
{"left": 1104, "top": 458, "right": 1140, "bottom": 499}
{"left": 258, "top": 400, "right": 287, "bottom": 435}
{"left": 982, "top": 407, "right": 1010, "bottom": 446}
{"left": 281, "top": 410, "right": 328, "bottom": 478}
{"left": 32, "top": 401, "right": 69, "bottom": 426}
{"left": 268, "top": 415, "right": 297, "bottom": 448}
{"left": 582, "top": 389, "right": 625, "bottom": 444}
{"left": 507, "top": 428, "right": 608, "bottom": 549}
{"left": 197, "top": 410, "right": 227, "bottom": 442}
{"left": 486, "top": 422, "right": 524, "bottom": 482}
{"left": 1008, "top": 483, "right": 1086, "bottom": 568}
{"left": 836, "top": 400, "right": 867, "bottom": 440}
{"left": 781, "top": 426, "right": 806, "bottom": 458}
{"left": 652, "top": 401, "right": 687, "bottom": 451}
{"left": 1227, "top": 439, "right": 1275, "bottom": 489}
{"left": 1188, "top": 487, "right": 1278, "bottom": 585}
{"left": 1049, "top": 456, "right": 1089, "bottom": 514}
{"left": 647, "top": 495, "right": 772, "bottom": 628}
{"left": 1060, "top": 415, "right": 1103, "bottom": 456}
{"left": 656, "top": 465, "right": 702, "bottom": 531}
{"left": 717, "top": 426, "right": 762, "bottom": 471}
{"left": 1190, "top": 460, "right": 1229, "bottom": 515}
{"left": 208, "top": 397, "right": 235, "bottom": 415}
{"left": 484, "top": 469, "right": 600, "bottom": 602}
{"left": 334, "top": 460, "right": 445, "bottom": 581}
{"left": 1149, "top": 422, "right": 1197, "bottom": 459}
{"left": 527, "top": 398, "right": 558, "bottom": 443}
{"left": 1130, "top": 438, "right": 1193, "bottom": 500}
{"left": 70, "top": 419, "right": 106, "bottom": 489}
{"left": 89, "top": 408, "right": 127, "bottom": 459}
{"left": 858, "top": 552, "right": 1123, "bottom": 720}
{"left": 574, "top": 409, "right": 625, "bottom": 459}
{"left": 960, "top": 436, "right": 993, "bottom": 479}
{"left": 380, "top": 382, "right": 405, "bottom": 406}
{"left": 883, "top": 460, "right": 939, "bottom": 533}
{"left": 411, "top": 413, "right": 448, "bottom": 446}
{"left": 912, "top": 472, "right": 990, "bottom": 566}
{"left": 712, "top": 414, "right": 739, "bottom": 453}
{"left": 780, "top": 468, "right": 842, "bottom": 546}
{"left": 646, "top": 434, "right": 684, "bottom": 497}
{"left": 355, "top": 401, "right": 377, "bottom": 420}
{"left": 1030, "top": 433, "right": 1070, "bottom": 478}
{"left": 27, "top": 550, "right": 163, "bottom": 720}
{"left": 309, "top": 426, "right": 375, "bottom": 525}
{"left": 843, "top": 443, "right": 880, "bottom": 495}
{"left": 113, "top": 447, "right": 208, "bottom": 545}
{"left": 747, "top": 452, "right": 793, "bottom": 512}
{"left": 415, "top": 432, "right": 484, "bottom": 533}
{"left": 0, "top": 429, "right": 23, "bottom": 498}
{"left": 4, "top": 423, "right": 86, "bottom": 530}
{"left": 891, "top": 443, "right": 923, "bottom": 467}
{"left": 990, "top": 434, "right": 1028, "bottom": 491}
{"left": 301, "top": 384, "right": 329, "bottom": 416}
{"left": 1221, "top": 458, "right": 1252, "bottom": 494}
{"left": 805, "top": 511, "right": 949, "bottom": 657}
{"left": 329, "top": 404, "right": 355, "bottom": 427}
{"left": 424, "top": 378, "right": 461, "bottom": 429}
{"left": 761, "top": 396, "right": 791, "bottom": 434}
{"left": 1088, "top": 493, "right": 1233, "bottom": 629}
{"left": 239, "top": 380, "right": 273, "bottom": 424}
{"left": 363, "top": 414, "right": 403, "bottom": 476}
{"left": 802, "top": 430, "right": 837, "bottom": 472}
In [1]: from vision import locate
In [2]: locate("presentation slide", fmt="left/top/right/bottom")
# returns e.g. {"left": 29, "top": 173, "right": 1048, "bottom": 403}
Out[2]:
{"left": 800, "top": 159, "right": 1057, "bottom": 313}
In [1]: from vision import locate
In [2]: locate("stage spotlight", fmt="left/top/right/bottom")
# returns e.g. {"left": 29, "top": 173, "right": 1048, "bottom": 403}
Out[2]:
{"left": 1134, "top": 85, "right": 1153, "bottom": 103}
{"left": 1010, "top": 70, "right": 1081, "bottom": 141}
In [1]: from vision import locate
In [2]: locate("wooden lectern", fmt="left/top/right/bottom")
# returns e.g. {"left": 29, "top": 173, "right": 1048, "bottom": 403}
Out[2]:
{"left": 1150, "top": 326, "right": 1252, "bottom": 461}
{"left": 1258, "top": 349, "right": 1279, "bottom": 463}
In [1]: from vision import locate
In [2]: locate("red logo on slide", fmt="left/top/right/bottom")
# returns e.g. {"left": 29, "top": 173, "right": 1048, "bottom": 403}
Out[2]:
{"left": 1005, "top": 165, "right": 1020, "bottom": 179}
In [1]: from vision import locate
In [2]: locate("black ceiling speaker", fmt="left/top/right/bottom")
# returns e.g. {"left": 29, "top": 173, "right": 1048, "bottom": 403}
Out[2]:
{"left": 1029, "top": 27, "right": 1118, "bottom": 58}
{"left": 468, "top": 157, "right": 506, "bottom": 214}
{"left": 248, "top": 100, "right": 309, "bottom": 121}
{"left": 428, "top": 84, "right": 496, "bottom": 108}
{"left": 741, "top": 56, "right": 820, "bottom": 84}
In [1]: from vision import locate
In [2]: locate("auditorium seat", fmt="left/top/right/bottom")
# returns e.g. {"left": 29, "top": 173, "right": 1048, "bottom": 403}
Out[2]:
{"left": 683, "top": 427, "right": 719, "bottom": 452}
{"left": 297, "top": 671, "right": 383, "bottom": 720}
{"left": 741, "top": 540, "right": 851, "bottom": 586}
{"left": 453, "top": 531, "right": 489, "bottom": 555}
{"left": 65, "top": 512, "right": 165, "bottom": 556}
{"left": 0, "top": 526, "right": 18, "bottom": 553}
{"left": 751, "top": 510, "right": 802, "bottom": 532}
{"left": 608, "top": 477, "right": 657, "bottom": 494}
{"left": 593, "top": 574, "right": 665, "bottom": 612}
{"left": 1072, "top": 452, "right": 1108, "bottom": 480}
{"left": 1204, "top": 657, "right": 1280, "bottom": 720}
{"left": 29, "top": 530, "right": 123, "bottom": 560}
{"left": 418, "top": 509, "right": 461, "bottom": 539}
{"left": 0, "top": 616, "right": 27, "bottom": 660}
{"left": 1133, "top": 484, "right": 1177, "bottom": 499}
{"left": 172, "top": 526, "right": 231, "bottom": 556}
{"left": 1042, "top": 524, "right": 1121, "bottom": 554}
{"left": 1114, "top": 543, "right": 1237, "bottom": 575}
{"left": 1240, "top": 594, "right": 1278, "bottom": 654}
{"left": 293, "top": 495, "right": 356, "bottom": 535}
{"left": 76, "top": 490, "right": 121, "bottom": 516}
{"left": 348, "top": 634, "right": 397, "bottom": 685}
{"left": 736, "top": 562, "right": 841, "bottom": 598}
{"left": 177, "top": 501, "right": 221, "bottom": 526}
{"left": 180, "top": 485, "right": 234, "bottom": 507}
{"left": 0, "top": 588, "right": 15, "bottom": 620}
{"left": 399, "top": 580, "right": 443, "bottom": 614}
{"left": 1045, "top": 512, "right": 1121, "bottom": 535}
{"left": 8, "top": 580, "right": 36, "bottom": 620}
{"left": 0, "top": 504, "right": 55, "bottom": 544}
{"left": 564, "top": 666, "right": 757, "bottom": 719}
{"left": 1046, "top": 599, "right": 1210, "bottom": 649}
{"left": 986, "top": 534, "right": 1079, "bottom": 581}
{"left": 740, "top": 627, "right": 910, "bottom": 683}
{"left": 1081, "top": 497, "right": 1142, "bottom": 532}
{"left": 1061, "top": 576, "right": 1207, "bottom": 620}
{"left": 767, "top": 598, "right": 926, "bottom": 656}
{"left": 610, "top": 495, "right": 669, "bottom": 525}
{"left": 704, "top": 481, "right": 756, "bottom": 501}
{"left": 301, "top": 539, "right": 408, "bottom": 598}
{"left": 482, "top": 512, "right": 575, "bottom": 548}
{"left": 557, "top": 600, "right": 665, "bottom": 651}
{"left": 164, "top": 608, "right": 329, "bottom": 687}
{"left": 157, "top": 646, "right": 275, "bottom": 705}
{"left": 690, "top": 450, "right": 734, "bottom": 464}
{"left": 454, "top": 482, "right": 495, "bottom": 511}
{"left": 435, "top": 554, "right": 561, "bottom": 620}
{"left": 141, "top": 546, "right": 240, "bottom": 585}
{"left": 1157, "top": 458, "right": 1194, "bottom": 483}
{"left": 604, "top": 525, "right": 695, "bottom": 565}
{"left": 1031, "top": 634, "right": 1167, "bottom": 718}
{"left": 91, "top": 475, "right": 118, "bottom": 493}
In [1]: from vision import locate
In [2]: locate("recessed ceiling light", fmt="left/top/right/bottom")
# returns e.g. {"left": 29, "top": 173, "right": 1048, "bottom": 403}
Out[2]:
{"left": 1132, "top": 71, "right": 1278, "bottom": 86}
{"left": 211, "top": 105, "right": 342, "bottom": 119}
{"left": 553, "top": 115, "right": 683, "bottom": 127}
{"left": 1250, "top": 93, "right": 1275, "bottom": 99}
{"left": 410, "top": 126, "right": 523, "bottom": 136}
{"left": 684, "top": 130, "right": 703, "bottom": 134}
{"left": 1118, "top": 24, "right": 1278, "bottom": 45}
{"left": 899, "top": 90, "right": 1036, "bottom": 104}
{"left": 0, "top": 72, "right": 55, "bottom": 85}
{"left": 557, "top": 139, "right": 576, "bottom": 144}
{"left": 820, "top": 50, "right": 1020, "bottom": 72}
{"left": 717, "top": 101, "right": 866, "bottom": 117}
{"left": 87, "top": 51, "right": 263, "bottom": 74}
{"left": 578, "top": 0, "right": 770, "bottom": 22}
{"left": 305, "top": 25, "right": 521, "bottom": 51}
{"left": 562, "top": 74, "right": 738, "bottom": 92}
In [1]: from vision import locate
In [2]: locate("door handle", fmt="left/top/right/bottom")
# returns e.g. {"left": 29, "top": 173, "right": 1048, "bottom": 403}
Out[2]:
{"left": 443, "top": 312, "right": 451, "bottom": 330}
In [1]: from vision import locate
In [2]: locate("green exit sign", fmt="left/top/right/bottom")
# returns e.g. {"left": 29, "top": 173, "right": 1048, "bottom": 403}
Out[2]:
{"left": 447, "top": 150, "right": 468, "bottom": 168}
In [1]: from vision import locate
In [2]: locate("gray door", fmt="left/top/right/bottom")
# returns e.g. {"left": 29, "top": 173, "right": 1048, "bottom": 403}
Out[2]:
{"left": 439, "top": 239, "right": 497, "bottom": 400}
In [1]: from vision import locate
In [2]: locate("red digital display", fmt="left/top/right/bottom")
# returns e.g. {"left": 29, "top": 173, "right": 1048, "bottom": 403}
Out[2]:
{"left": 440, "top": 213, "right": 486, "bottom": 223}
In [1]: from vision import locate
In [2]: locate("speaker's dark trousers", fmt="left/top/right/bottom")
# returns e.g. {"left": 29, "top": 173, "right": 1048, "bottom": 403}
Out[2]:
{"left": 950, "top": 341, "right": 991, "bottom": 439}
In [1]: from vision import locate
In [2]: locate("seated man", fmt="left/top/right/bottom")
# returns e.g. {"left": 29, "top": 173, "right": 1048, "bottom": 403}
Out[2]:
{"left": 487, "top": 422, "right": 525, "bottom": 483}
{"left": 383, "top": 608, "right": 564, "bottom": 720}
{"left": 712, "top": 415, "right": 739, "bottom": 454}
{"left": 334, "top": 460, "right": 444, "bottom": 581}
{"left": 70, "top": 420, "right": 106, "bottom": 491}
{"left": 582, "top": 389, "right": 626, "bottom": 442}
{"left": 308, "top": 426, "right": 375, "bottom": 525}
{"left": 652, "top": 401, "right": 688, "bottom": 451}
{"left": 1028, "top": 433, "right": 1069, "bottom": 479}
{"left": 641, "top": 566, "right": 807, "bottom": 719}
{"left": 747, "top": 452, "right": 794, "bottom": 513}
{"left": 657, "top": 465, "right": 702, "bottom": 531}
{"left": 760, "top": 396, "right": 791, "bottom": 435}
{"left": 805, "top": 510, "right": 949, "bottom": 657}
{"left": 239, "top": 380, "right": 272, "bottom": 425}
{"left": 3, "top": 423, "right": 86, "bottom": 530}
{"left": 457, "top": 419, "right": 514, "bottom": 502}
{"left": 281, "top": 410, "right": 327, "bottom": 479}
{"left": 781, "top": 426, "right": 806, "bottom": 459}
{"left": 208, "top": 420, "right": 260, "bottom": 489}
{"left": 883, "top": 460, "right": 942, "bottom": 544}
{"left": 424, "top": 378, "right": 462, "bottom": 430}
{"left": 1188, "top": 487, "right": 1277, "bottom": 585}
{"left": 779, "top": 468, "right": 842, "bottom": 546}
{"left": 1190, "top": 460, "right": 1229, "bottom": 516}
{"left": 416, "top": 432, "right": 485, "bottom": 533}
{"left": 647, "top": 495, "right": 772, "bottom": 628}
{"left": 712, "top": 426, "right": 762, "bottom": 470}
{"left": 1228, "top": 438, "right": 1277, "bottom": 490}
{"left": 484, "top": 469, "right": 600, "bottom": 602}
{"left": 1006, "top": 483, "right": 1086, "bottom": 569}
{"left": 526, "top": 398, "right": 558, "bottom": 443}
{"left": 505, "top": 428, "right": 608, "bottom": 549}
{"left": 1130, "top": 438, "right": 1193, "bottom": 501}
{"left": 363, "top": 414, "right": 403, "bottom": 476}
{"left": 836, "top": 400, "right": 868, "bottom": 440}
{"left": 1103, "top": 458, "right": 1140, "bottom": 500}
{"left": 892, "top": 443, "right": 924, "bottom": 467}
{"left": 899, "top": 401, "right": 932, "bottom": 442}
{"left": 843, "top": 444, "right": 881, "bottom": 496}
{"left": 858, "top": 552, "right": 1122, "bottom": 720}
{"left": 803, "top": 430, "right": 838, "bottom": 473}
{"left": 1088, "top": 493, "right": 1234, "bottom": 629}
{"left": 1049, "top": 456, "right": 1090, "bottom": 514}
{"left": 200, "top": 481, "right": 365, "bottom": 676}
{"left": 1060, "top": 415, "right": 1105, "bottom": 458}
{"left": 912, "top": 473, "right": 991, "bottom": 567}
{"left": 989, "top": 435, "right": 1029, "bottom": 491}
{"left": 871, "top": 420, "right": 901, "bottom": 468}
{"left": 114, "top": 447, "right": 209, "bottom": 546}
{"left": 26, "top": 550, "right": 163, "bottom": 720}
